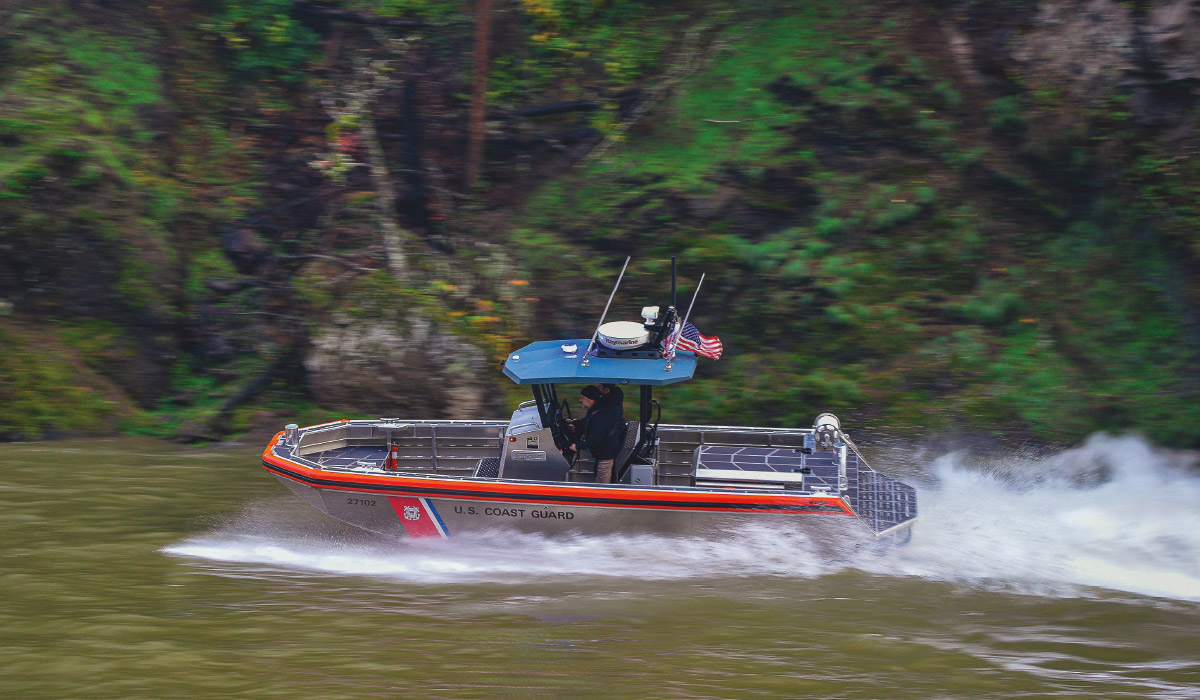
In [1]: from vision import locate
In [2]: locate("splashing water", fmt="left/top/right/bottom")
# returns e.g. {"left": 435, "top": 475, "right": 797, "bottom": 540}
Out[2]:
{"left": 868, "top": 434, "right": 1200, "bottom": 601}
{"left": 166, "top": 434, "right": 1200, "bottom": 600}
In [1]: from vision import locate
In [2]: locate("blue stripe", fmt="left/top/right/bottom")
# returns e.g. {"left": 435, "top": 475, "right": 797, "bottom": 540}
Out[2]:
{"left": 423, "top": 498, "right": 451, "bottom": 537}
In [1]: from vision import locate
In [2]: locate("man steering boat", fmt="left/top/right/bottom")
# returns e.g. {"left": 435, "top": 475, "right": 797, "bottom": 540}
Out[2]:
{"left": 570, "top": 385, "right": 623, "bottom": 483}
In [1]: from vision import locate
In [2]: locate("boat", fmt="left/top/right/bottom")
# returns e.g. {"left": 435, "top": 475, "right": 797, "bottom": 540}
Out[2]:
{"left": 261, "top": 260, "right": 918, "bottom": 540}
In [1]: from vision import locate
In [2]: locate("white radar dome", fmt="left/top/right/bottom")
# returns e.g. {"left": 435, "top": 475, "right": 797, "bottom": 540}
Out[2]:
{"left": 597, "top": 321, "right": 650, "bottom": 349}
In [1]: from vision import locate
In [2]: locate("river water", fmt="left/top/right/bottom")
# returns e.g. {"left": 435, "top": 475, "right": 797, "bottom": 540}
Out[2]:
{"left": 2, "top": 434, "right": 1198, "bottom": 698}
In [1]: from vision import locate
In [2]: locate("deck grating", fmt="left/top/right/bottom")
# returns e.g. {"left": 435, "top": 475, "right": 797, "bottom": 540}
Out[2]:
{"left": 473, "top": 457, "right": 501, "bottom": 478}
{"left": 851, "top": 470, "right": 918, "bottom": 534}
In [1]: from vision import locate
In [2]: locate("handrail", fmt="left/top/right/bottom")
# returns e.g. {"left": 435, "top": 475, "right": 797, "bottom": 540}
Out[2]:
{"left": 840, "top": 433, "right": 872, "bottom": 471}
{"left": 838, "top": 443, "right": 849, "bottom": 492}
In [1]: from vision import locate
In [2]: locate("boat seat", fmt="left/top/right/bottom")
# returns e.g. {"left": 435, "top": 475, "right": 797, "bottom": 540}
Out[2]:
{"left": 612, "top": 421, "right": 641, "bottom": 480}
{"left": 691, "top": 445, "right": 810, "bottom": 489}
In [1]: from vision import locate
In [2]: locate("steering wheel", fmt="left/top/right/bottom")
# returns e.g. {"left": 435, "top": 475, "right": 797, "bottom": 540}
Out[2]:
{"left": 550, "top": 398, "right": 576, "bottom": 457}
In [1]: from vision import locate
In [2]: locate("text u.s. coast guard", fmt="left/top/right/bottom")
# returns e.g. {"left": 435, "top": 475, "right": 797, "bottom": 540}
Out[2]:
{"left": 454, "top": 505, "right": 574, "bottom": 519}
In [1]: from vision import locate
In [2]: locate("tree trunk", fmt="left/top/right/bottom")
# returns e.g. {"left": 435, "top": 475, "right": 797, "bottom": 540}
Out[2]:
{"left": 402, "top": 76, "right": 432, "bottom": 236}
{"left": 464, "top": 0, "right": 492, "bottom": 190}
{"left": 359, "top": 113, "right": 410, "bottom": 282}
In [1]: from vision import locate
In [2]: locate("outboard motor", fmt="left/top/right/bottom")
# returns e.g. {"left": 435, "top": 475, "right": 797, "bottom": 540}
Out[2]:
{"left": 813, "top": 412, "right": 842, "bottom": 451}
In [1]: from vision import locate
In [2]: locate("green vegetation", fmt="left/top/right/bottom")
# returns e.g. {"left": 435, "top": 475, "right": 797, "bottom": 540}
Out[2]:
{"left": 202, "top": 0, "right": 321, "bottom": 83}
{"left": 0, "top": 322, "right": 135, "bottom": 439}
{"left": 1, "top": 0, "right": 1197, "bottom": 446}
{"left": 506, "top": 0, "right": 1200, "bottom": 445}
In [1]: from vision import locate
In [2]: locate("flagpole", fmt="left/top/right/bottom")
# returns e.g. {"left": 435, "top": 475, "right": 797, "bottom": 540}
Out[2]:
{"left": 670, "top": 256, "right": 677, "bottom": 308}
{"left": 581, "top": 256, "right": 631, "bottom": 367}
{"left": 665, "top": 272, "right": 704, "bottom": 372}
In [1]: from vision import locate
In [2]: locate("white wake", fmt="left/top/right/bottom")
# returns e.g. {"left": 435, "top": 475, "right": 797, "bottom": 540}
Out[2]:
{"left": 864, "top": 434, "right": 1200, "bottom": 601}
{"left": 165, "top": 434, "right": 1200, "bottom": 600}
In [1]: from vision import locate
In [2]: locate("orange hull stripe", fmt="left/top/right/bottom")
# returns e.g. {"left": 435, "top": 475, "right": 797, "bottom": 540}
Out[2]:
{"left": 262, "top": 433, "right": 853, "bottom": 515}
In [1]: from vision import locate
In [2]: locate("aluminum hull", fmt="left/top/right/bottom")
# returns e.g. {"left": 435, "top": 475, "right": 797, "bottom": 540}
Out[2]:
{"left": 263, "top": 421, "right": 917, "bottom": 540}
{"left": 271, "top": 473, "right": 862, "bottom": 539}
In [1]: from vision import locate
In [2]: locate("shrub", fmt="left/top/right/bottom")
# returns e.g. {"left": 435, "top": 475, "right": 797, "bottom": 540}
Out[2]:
{"left": 203, "top": 0, "right": 319, "bottom": 83}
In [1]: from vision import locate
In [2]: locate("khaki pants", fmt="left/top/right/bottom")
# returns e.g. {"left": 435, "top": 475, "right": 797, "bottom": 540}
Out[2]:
{"left": 595, "top": 459, "right": 614, "bottom": 484}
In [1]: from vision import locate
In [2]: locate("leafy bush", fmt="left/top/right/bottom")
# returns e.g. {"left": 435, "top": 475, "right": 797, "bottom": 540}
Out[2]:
{"left": 987, "top": 95, "right": 1025, "bottom": 133}
{"left": 203, "top": 0, "right": 319, "bottom": 83}
{"left": 958, "top": 279, "right": 1023, "bottom": 327}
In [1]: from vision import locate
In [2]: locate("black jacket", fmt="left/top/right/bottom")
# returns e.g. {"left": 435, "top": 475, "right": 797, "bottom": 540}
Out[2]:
{"left": 600, "top": 385, "right": 625, "bottom": 421}
{"left": 576, "top": 404, "right": 624, "bottom": 460}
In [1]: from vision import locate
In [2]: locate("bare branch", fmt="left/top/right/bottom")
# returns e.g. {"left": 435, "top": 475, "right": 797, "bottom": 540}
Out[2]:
{"left": 291, "top": 253, "right": 379, "bottom": 273}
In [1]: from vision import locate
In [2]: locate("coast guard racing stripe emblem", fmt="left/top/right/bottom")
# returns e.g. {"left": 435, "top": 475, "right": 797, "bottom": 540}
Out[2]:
{"left": 388, "top": 496, "right": 449, "bottom": 538}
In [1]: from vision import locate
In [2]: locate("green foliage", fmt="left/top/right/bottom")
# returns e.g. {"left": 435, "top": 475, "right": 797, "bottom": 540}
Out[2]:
{"left": 931, "top": 80, "right": 962, "bottom": 111}
{"left": 0, "top": 23, "right": 168, "bottom": 197}
{"left": 958, "top": 279, "right": 1023, "bottom": 327}
{"left": 203, "top": 0, "right": 319, "bottom": 83}
{"left": 365, "top": 0, "right": 464, "bottom": 20}
{"left": 62, "top": 36, "right": 161, "bottom": 117}
{"left": 944, "top": 145, "right": 988, "bottom": 170}
{"left": 2, "top": 0, "right": 1198, "bottom": 448}
{"left": 56, "top": 320, "right": 136, "bottom": 377}
{"left": 504, "top": 0, "right": 1200, "bottom": 446}
{"left": 484, "top": 0, "right": 678, "bottom": 102}
{"left": 987, "top": 95, "right": 1025, "bottom": 133}
{"left": 185, "top": 250, "right": 241, "bottom": 302}
{"left": 0, "top": 325, "right": 125, "bottom": 439}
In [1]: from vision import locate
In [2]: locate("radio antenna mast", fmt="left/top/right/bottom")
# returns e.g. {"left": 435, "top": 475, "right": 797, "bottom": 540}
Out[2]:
{"left": 581, "top": 256, "right": 631, "bottom": 367}
{"left": 665, "top": 272, "right": 704, "bottom": 371}
{"left": 670, "top": 256, "right": 677, "bottom": 308}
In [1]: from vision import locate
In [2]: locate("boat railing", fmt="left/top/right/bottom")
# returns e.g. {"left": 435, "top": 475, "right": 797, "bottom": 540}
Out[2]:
{"left": 655, "top": 424, "right": 813, "bottom": 488}
{"left": 652, "top": 423, "right": 883, "bottom": 494}
{"left": 286, "top": 419, "right": 879, "bottom": 496}
{"left": 292, "top": 419, "right": 508, "bottom": 476}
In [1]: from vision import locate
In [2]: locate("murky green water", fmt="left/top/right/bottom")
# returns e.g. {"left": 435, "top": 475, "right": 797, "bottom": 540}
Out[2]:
{"left": 2, "top": 437, "right": 1198, "bottom": 698}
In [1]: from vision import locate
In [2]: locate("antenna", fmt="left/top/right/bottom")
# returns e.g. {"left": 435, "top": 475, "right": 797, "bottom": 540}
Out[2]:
{"left": 581, "top": 256, "right": 631, "bottom": 367}
{"left": 670, "top": 256, "right": 677, "bottom": 308}
{"left": 648, "top": 256, "right": 679, "bottom": 349}
{"left": 665, "top": 272, "right": 704, "bottom": 371}
{"left": 678, "top": 273, "right": 705, "bottom": 341}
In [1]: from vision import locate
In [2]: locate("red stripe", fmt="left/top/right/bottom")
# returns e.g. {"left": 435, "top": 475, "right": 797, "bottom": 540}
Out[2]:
{"left": 388, "top": 497, "right": 444, "bottom": 538}
{"left": 262, "top": 438, "right": 849, "bottom": 516}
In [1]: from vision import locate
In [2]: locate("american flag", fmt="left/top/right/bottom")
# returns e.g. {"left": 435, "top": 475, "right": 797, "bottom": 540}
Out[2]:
{"left": 665, "top": 321, "right": 723, "bottom": 360}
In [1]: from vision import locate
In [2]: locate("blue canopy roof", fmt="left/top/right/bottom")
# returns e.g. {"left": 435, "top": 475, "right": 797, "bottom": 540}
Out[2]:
{"left": 502, "top": 339, "right": 697, "bottom": 386}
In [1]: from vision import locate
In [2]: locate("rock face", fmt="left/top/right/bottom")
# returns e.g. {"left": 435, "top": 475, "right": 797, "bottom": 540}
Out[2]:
{"left": 1143, "top": 1, "right": 1200, "bottom": 83}
{"left": 1005, "top": 0, "right": 1199, "bottom": 127}
{"left": 304, "top": 314, "right": 495, "bottom": 419}
{"left": 1010, "top": 1, "right": 1137, "bottom": 100}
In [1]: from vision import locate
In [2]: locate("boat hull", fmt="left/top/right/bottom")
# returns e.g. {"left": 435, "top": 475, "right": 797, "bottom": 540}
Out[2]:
{"left": 265, "top": 438, "right": 864, "bottom": 540}
{"left": 272, "top": 472, "right": 868, "bottom": 539}
{"left": 263, "top": 423, "right": 917, "bottom": 541}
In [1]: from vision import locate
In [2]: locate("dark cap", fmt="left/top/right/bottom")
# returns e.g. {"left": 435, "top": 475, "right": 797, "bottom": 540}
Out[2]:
{"left": 580, "top": 386, "right": 603, "bottom": 400}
